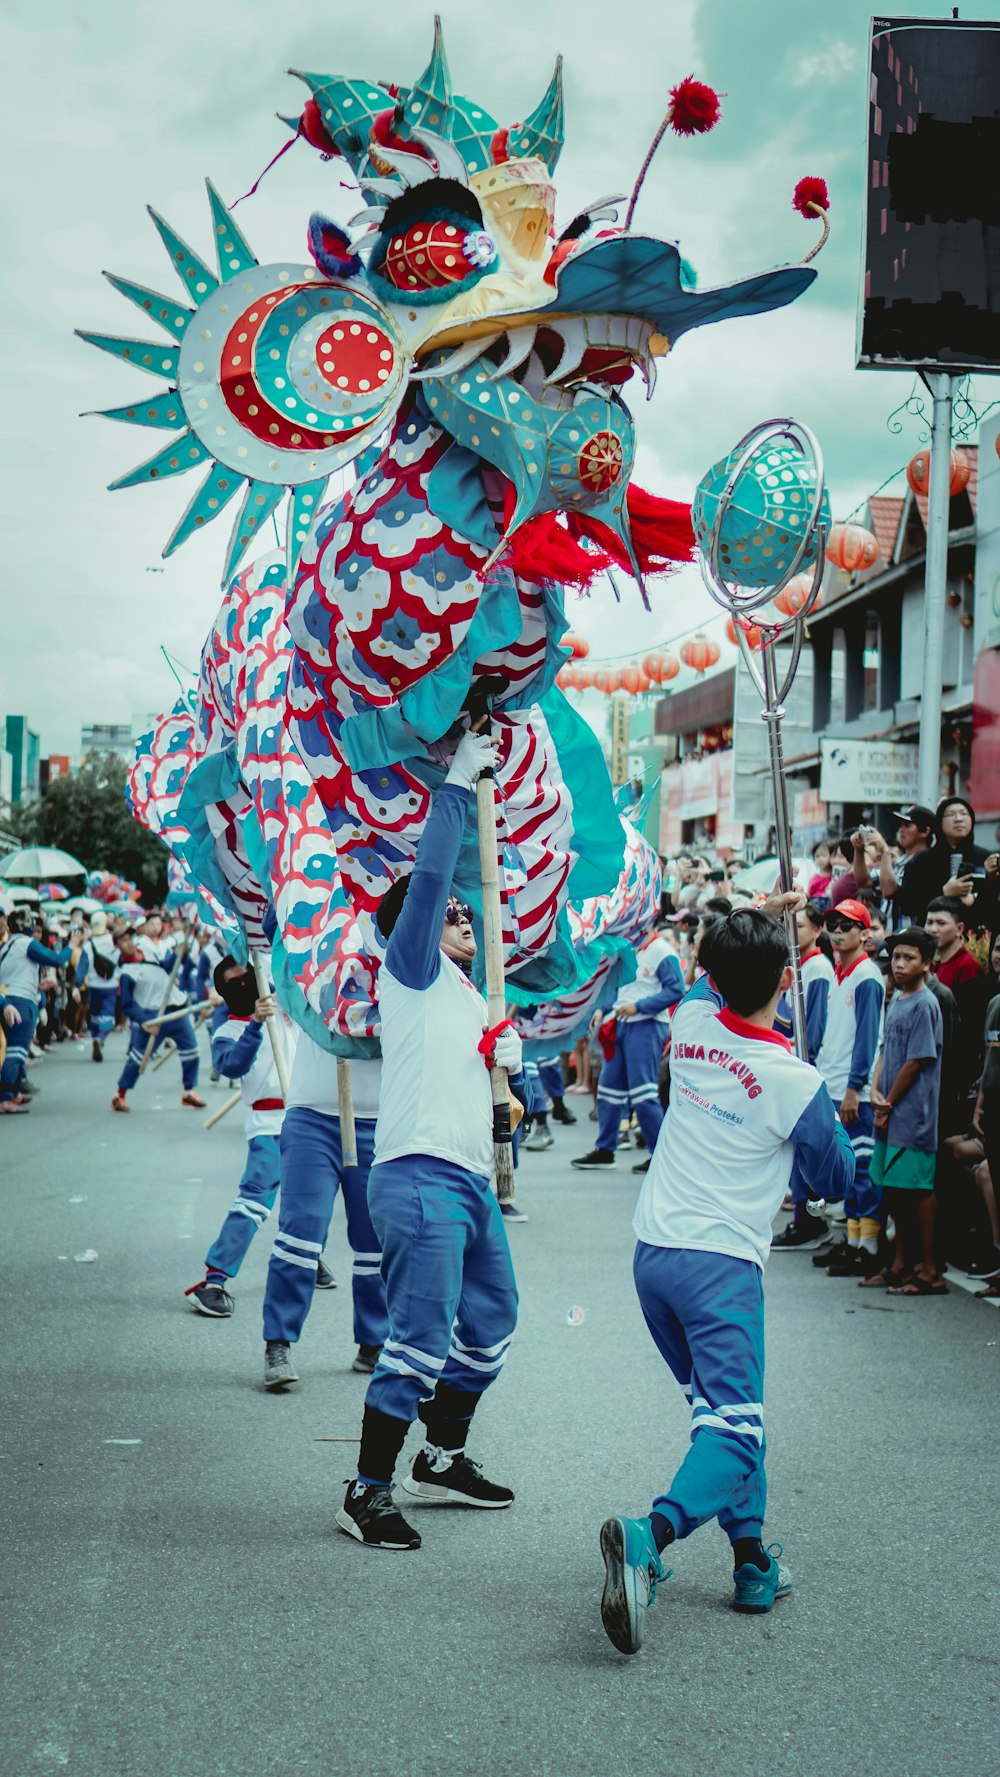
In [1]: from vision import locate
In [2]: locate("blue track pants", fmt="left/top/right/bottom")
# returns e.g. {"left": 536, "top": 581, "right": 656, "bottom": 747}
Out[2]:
{"left": 117, "top": 1011, "right": 199, "bottom": 1092}
{"left": 597, "top": 1019, "right": 666, "bottom": 1153}
{"left": 364, "top": 1155, "right": 518, "bottom": 1424}
{"left": 633, "top": 1243, "right": 767, "bottom": 1544}
{"left": 0, "top": 997, "right": 37, "bottom": 1098}
{"left": 88, "top": 985, "right": 118, "bottom": 1041}
{"left": 263, "top": 1108, "right": 387, "bottom": 1347}
{"left": 205, "top": 1135, "right": 281, "bottom": 1277}
{"left": 537, "top": 1057, "right": 564, "bottom": 1104}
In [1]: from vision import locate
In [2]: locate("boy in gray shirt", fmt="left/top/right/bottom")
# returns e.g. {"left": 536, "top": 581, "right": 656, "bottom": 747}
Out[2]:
{"left": 866, "top": 928, "right": 945, "bottom": 1295}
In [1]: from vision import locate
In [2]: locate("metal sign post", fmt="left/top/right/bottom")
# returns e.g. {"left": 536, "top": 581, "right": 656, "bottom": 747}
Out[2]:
{"left": 916, "top": 373, "right": 954, "bottom": 810}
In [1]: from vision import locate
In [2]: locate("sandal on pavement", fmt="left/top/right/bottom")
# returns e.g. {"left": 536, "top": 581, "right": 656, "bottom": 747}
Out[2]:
{"left": 859, "top": 1267, "right": 902, "bottom": 1289}
{"left": 887, "top": 1276, "right": 948, "bottom": 1296}
{"left": 975, "top": 1279, "right": 1000, "bottom": 1299}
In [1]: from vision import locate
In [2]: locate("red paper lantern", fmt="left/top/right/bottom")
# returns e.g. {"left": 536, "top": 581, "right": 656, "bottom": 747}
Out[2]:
{"left": 825, "top": 524, "right": 879, "bottom": 574}
{"left": 724, "top": 615, "right": 763, "bottom": 650}
{"left": 556, "top": 665, "right": 576, "bottom": 690}
{"left": 773, "top": 573, "right": 824, "bottom": 618}
{"left": 621, "top": 665, "right": 651, "bottom": 694}
{"left": 563, "top": 631, "right": 590, "bottom": 659}
{"left": 607, "top": 667, "right": 625, "bottom": 692}
{"left": 680, "top": 634, "right": 720, "bottom": 674}
{"left": 576, "top": 667, "right": 594, "bottom": 689}
{"left": 661, "top": 652, "right": 680, "bottom": 681}
{"left": 592, "top": 668, "right": 610, "bottom": 693}
{"left": 906, "top": 447, "right": 970, "bottom": 499}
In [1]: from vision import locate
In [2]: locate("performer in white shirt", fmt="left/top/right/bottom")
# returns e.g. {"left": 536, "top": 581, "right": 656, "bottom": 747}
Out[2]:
{"left": 597, "top": 909, "right": 855, "bottom": 1656}
{"left": 337, "top": 729, "right": 524, "bottom": 1553}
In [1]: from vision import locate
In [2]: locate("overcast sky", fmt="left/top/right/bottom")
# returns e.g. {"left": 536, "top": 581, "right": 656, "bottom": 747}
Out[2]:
{"left": 4, "top": 0, "right": 996, "bottom": 756}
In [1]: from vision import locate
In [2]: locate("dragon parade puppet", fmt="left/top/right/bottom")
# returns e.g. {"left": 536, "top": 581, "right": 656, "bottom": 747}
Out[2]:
{"left": 85, "top": 19, "right": 825, "bottom": 1044}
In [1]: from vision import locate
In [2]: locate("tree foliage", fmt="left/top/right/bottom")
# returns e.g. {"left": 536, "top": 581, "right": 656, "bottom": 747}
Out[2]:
{"left": 16, "top": 751, "right": 168, "bottom": 903}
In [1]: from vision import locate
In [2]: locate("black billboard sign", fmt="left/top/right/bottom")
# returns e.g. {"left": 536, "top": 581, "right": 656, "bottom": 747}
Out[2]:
{"left": 857, "top": 15, "right": 1000, "bottom": 372}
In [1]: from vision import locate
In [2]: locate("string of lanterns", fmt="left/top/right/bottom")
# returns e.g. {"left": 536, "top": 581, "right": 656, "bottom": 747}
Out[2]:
{"left": 555, "top": 500, "right": 931, "bottom": 697}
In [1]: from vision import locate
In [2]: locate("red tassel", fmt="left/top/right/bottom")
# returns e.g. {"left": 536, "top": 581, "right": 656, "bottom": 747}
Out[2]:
{"left": 492, "top": 483, "right": 694, "bottom": 588}
{"left": 570, "top": 486, "right": 694, "bottom": 578}
{"left": 299, "top": 98, "right": 339, "bottom": 156}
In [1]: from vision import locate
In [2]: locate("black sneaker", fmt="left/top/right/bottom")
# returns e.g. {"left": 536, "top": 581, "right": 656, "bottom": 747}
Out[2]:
{"left": 772, "top": 1220, "right": 829, "bottom": 1252}
{"left": 185, "top": 1280, "right": 235, "bottom": 1317}
{"left": 336, "top": 1482, "right": 421, "bottom": 1550}
{"left": 351, "top": 1343, "right": 382, "bottom": 1374}
{"left": 632, "top": 1158, "right": 651, "bottom": 1175}
{"left": 264, "top": 1341, "right": 299, "bottom": 1388}
{"left": 91, "top": 1039, "right": 103, "bottom": 1063}
{"left": 400, "top": 1450, "right": 514, "bottom": 1509}
{"left": 826, "top": 1247, "right": 863, "bottom": 1278}
{"left": 571, "top": 1148, "right": 616, "bottom": 1169}
{"left": 315, "top": 1256, "right": 337, "bottom": 1289}
{"left": 551, "top": 1101, "right": 576, "bottom": 1125}
{"left": 812, "top": 1239, "right": 848, "bottom": 1269}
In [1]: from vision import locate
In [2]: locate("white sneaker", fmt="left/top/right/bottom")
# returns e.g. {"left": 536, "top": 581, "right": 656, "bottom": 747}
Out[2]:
{"left": 524, "top": 1126, "right": 553, "bottom": 1150}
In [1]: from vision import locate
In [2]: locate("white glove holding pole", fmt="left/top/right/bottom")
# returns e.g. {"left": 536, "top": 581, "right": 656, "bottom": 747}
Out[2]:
{"left": 446, "top": 729, "right": 497, "bottom": 790}
{"left": 491, "top": 1026, "right": 522, "bottom": 1074}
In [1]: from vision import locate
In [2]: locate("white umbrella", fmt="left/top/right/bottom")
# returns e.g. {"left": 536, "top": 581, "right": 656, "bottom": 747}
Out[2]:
{"left": 64, "top": 895, "right": 105, "bottom": 915}
{"left": 0, "top": 845, "right": 87, "bottom": 880}
{"left": 0, "top": 881, "right": 41, "bottom": 906}
{"left": 731, "top": 856, "right": 813, "bottom": 897}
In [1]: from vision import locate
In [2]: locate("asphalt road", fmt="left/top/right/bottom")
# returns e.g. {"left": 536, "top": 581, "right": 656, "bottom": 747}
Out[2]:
{"left": 3, "top": 1032, "right": 998, "bottom": 1777}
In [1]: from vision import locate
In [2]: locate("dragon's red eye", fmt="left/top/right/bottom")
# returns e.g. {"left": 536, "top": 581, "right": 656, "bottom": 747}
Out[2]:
{"left": 380, "top": 220, "right": 494, "bottom": 294}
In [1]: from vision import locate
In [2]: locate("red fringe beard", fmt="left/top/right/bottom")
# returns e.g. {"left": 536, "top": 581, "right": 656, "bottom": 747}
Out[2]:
{"left": 498, "top": 483, "right": 694, "bottom": 591}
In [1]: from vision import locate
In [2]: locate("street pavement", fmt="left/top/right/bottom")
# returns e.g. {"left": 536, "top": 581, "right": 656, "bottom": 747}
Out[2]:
{"left": 3, "top": 1031, "right": 999, "bottom": 1777}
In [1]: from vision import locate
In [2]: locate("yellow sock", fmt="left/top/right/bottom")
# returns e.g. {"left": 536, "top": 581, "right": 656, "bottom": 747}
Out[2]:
{"left": 847, "top": 1218, "right": 861, "bottom": 1245}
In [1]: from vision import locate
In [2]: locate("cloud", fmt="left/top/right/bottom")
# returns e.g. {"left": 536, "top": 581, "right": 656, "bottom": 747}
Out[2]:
{"left": 787, "top": 40, "right": 861, "bottom": 90}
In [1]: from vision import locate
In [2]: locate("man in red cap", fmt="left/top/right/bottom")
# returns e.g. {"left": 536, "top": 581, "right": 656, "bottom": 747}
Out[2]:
{"left": 813, "top": 899, "right": 886, "bottom": 1276}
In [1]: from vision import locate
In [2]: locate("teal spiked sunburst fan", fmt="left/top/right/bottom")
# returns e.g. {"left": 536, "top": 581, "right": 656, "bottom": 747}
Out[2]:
{"left": 77, "top": 181, "right": 411, "bottom": 585}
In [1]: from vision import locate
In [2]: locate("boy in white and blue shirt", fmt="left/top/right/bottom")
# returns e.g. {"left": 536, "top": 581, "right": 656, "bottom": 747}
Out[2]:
{"left": 598, "top": 909, "right": 855, "bottom": 1656}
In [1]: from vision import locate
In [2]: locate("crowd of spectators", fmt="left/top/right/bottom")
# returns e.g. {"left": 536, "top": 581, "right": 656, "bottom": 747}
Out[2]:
{"left": 0, "top": 905, "right": 223, "bottom": 1113}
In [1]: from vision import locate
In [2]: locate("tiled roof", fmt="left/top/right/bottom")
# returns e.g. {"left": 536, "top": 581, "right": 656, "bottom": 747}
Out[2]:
{"left": 869, "top": 495, "right": 905, "bottom": 567}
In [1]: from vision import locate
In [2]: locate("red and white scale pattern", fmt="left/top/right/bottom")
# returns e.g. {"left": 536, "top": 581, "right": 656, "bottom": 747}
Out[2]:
{"left": 286, "top": 398, "right": 576, "bottom": 968}
{"left": 514, "top": 819, "right": 663, "bottom": 1047}
{"left": 127, "top": 702, "right": 238, "bottom": 939}
{"left": 197, "top": 554, "right": 380, "bottom": 1038}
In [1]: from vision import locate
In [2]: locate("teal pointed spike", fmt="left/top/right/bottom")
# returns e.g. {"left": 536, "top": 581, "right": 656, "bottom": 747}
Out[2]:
{"left": 103, "top": 272, "right": 195, "bottom": 340}
{"left": 221, "top": 480, "right": 285, "bottom": 584}
{"left": 285, "top": 477, "right": 329, "bottom": 584}
{"left": 109, "top": 429, "right": 211, "bottom": 491}
{"left": 403, "top": 14, "right": 453, "bottom": 137}
{"left": 84, "top": 390, "right": 186, "bottom": 430}
{"left": 147, "top": 207, "right": 220, "bottom": 305}
{"left": 512, "top": 55, "right": 564, "bottom": 173}
{"left": 75, "top": 330, "right": 181, "bottom": 380}
{"left": 162, "top": 460, "right": 245, "bottom": 558}
{"left": 289, "top": 72, "right": 389, "bottom": 170}
{"left": 205, "top": 181, "right": 258, "bottom": 283}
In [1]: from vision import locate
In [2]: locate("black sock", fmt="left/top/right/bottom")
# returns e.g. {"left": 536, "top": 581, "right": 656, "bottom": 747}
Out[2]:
{"left": 419, "top": 1383, "right": 483, "bottom": 1455}
{"left": 731, "top": 1537, "right": 770, "bottom": 1572}
{"left": 650, "top": 1511, "right": 675, "bottom": 1552}
{"left": 357, "top": 1404, "right": 410, "bottom": 1487}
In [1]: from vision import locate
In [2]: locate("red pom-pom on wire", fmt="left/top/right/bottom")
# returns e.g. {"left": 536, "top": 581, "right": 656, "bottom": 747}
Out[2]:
{"left": 667, "top": 76, "right": 722, "bottom": 136}
{"left": 792, "top": 176, "right": 830, "bottom": 216}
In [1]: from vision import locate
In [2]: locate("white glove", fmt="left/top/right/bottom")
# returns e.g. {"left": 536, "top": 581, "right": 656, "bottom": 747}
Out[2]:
{"left": 445, "top": 729, "right": 497, "bottom": 790}
{"left": 491, "top": 1026, "right": 523, "bottom": 1073}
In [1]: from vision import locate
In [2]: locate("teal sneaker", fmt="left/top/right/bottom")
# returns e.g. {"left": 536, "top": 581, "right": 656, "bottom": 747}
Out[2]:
{"left": 732, "top": 1542, "right": 793, "bottom": 1614}
{"left": 599, "top": 1515, "right": 670, "bottom": 1655}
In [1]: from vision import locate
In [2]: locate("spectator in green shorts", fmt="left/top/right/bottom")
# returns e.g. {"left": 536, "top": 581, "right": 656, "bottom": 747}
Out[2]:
{"left": 865, "top": 927, "right": 946, "bottom": 1296}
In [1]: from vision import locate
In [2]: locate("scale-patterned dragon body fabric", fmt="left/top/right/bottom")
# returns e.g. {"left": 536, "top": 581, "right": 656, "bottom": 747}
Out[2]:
{"left": 513, "top": 817, "right": 663, "bottom": 1055}
{"left": 82, "top": 21, "right": 818, "bottom": 1033}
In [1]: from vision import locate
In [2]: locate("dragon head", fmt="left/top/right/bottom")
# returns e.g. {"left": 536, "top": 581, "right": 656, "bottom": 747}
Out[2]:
{"left": 79, "top": 16, "right": 822, "bottom": 594}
